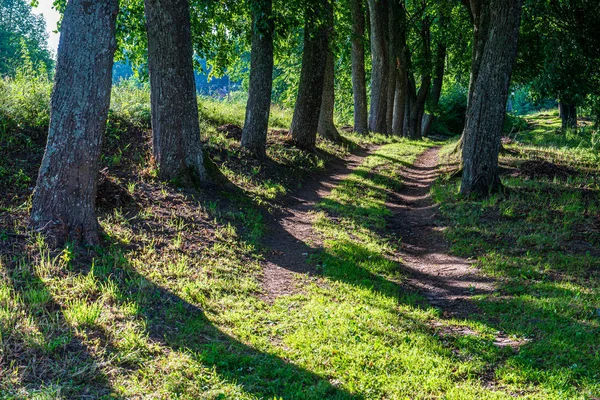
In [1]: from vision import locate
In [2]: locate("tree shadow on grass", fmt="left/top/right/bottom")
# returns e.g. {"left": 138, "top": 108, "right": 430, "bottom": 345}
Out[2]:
{"left": 2, "top": 252, "right": 114, "bottom": 398}
{"left": 89, "top": 238, "right": 360, "bottom": 399}
{"left": 259, "top": 149, "right": 600, "bottom": 396}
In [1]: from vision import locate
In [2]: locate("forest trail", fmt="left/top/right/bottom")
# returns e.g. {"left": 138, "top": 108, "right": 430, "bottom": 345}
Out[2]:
{"left": 261, "top": 145, "right": 373, "bottom": 301}
{"left": 388, "top": 147, "right": 496, "bottom": 318}
{"left": 262, "top": 144, "right": 496, "bottom": 317}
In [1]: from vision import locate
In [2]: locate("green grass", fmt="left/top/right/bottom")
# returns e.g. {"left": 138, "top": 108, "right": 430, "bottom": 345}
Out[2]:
{"left": 4, "top": 136, "right": 567, "bottom": 399}
{"left": 2, "top": 76, "right": 600, "bottom": 398}
{"left": 431, "top": 113, "right": 600, "bottom": 398}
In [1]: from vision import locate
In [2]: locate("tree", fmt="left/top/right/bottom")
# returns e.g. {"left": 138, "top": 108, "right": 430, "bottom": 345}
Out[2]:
{"left": 241, "top": 0, "right": 275, "bottom": 158}
{"left": 350, "top": 0, "right": 368, "bottom": 134}
{"left": 0, "top": 0, "right": 53, "bottom": 77}
{"left": 290, "top": 0, "right": 331, "bottom": 151}
{"left": 367, "top": 0, "right": 389, "bottom": 134}
{"left": 30, "top": 0, "right": 119, "bottom": 246}
{"left": 317, "top": 1, "right": 342, "bottom": 142}
{"left": 422, "top": 43, "right": 446, "bottom": 137}
{"left": 144, "top": 0, "right": 207, "bottom": 182}
{"left": 515, "top": 0, "right": 600, "bottom": 130}
{"left": 460, "top": 0, "right": 524, "bottom": 197}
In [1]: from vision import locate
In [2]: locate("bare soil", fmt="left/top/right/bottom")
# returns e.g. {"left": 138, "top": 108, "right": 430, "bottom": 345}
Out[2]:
{"left": 386, "top": 147, "right": 497, "bottom": 318}
{"left": 260, "top": 146, "right": 372, "bottom": 301}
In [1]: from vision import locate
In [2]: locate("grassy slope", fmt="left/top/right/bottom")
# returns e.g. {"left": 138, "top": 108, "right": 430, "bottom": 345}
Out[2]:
{"left": 432, "top": 110, "right": 600, "bottom": 399}
{"left": 1, "top": 76, "right": 599, "bottom": 399}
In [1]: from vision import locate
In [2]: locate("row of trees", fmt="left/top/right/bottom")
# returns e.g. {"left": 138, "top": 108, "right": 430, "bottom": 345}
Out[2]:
{"left": 0, "top": 0, "right": 53, "bottom": 76}
{"left": 29, "top": 0, "right": 597, "bottom": 246}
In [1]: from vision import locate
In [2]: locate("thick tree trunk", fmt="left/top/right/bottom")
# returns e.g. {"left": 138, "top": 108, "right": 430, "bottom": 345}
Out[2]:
{"left": 318, "top": 47, "right": 342, "bottom": 142}
{"left": 30, "top": 0, "right": 118, "bottom": 246}
{"left": 460, "top": 0, "right": 524, "bottom": 197}
{"left": 422, "top": 43, "right": 446, "bottom": 137}
{"left": 145, "top": 0, "right": 207, "bottom": 182}
{"left": 367, "top": 0, "right": 389, "bottom": 133}
{"left": 350, "top": 0, "right": 368, "bottom": 134}
{"left": 290, "top": 0, "right": 330, "bottom": 151}
{"left": 241, "top": 0, "right": 274, "bottom": 158}
{"left": 559, "top": 102, "right": 577, "bottom": 130}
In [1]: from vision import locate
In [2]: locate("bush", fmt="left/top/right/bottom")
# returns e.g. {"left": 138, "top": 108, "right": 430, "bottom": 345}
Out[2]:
{"left": 0, "top": 74, "right": 52, "bottom": 141}
{"left": 431, "top": 81, "right": 467, "bottom": 136}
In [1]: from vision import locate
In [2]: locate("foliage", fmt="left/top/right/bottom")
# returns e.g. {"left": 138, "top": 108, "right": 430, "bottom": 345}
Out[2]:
{"left": 430, "top": 78, "right": 468, "bottom": 136}
{"left": 0, "top": 0, "right": 54, "bottom": 78}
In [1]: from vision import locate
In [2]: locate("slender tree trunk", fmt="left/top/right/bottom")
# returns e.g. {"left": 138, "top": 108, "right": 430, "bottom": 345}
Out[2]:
{"left": 241, "top": 0, "right": 274, "bottom": 158}
{"left": 422, "top": 43, "right": 446, "bottom": 137}
{"left": 407, "top": 18, "right": 432, "bottom": 140}
{"left": 559, "top": 102, "right": 577, "bottom": 130}
{"left": 350, "top": 0, "right": 368, "bottom": 134}
{"left": 460, "top": 0, "right": 524, "bottom": 197}
{"left": 392, "top": 74, "right": 406, "bottom": 136}
{"left": 367, "top": 0, "right": 389, "bottom": 133}
{"left": 318, "top": 46, "right": 342, "bottom": 142}
{"left": 403, "top": 94, "right": 411, "bottom": 137}
{"left": 385, "top": 5, "right": 397, "bottom": 135}
{"left": 145, "top": 0, "right": 207, "bottom": 182}
{"left": 290, "top": 0, "right": 330, "bottom": 151}
{"left": 390, "top": 0, "right": 408, "bottom": 136}
{"left": 30, "top": 0, "right": 118, "bottom": 246}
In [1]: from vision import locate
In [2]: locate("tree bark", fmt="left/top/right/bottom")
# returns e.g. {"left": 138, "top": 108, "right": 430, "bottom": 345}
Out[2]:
{"left": 385, "top": 5, "right": 397, "bottom": 134}
{"left": 392, "top": 74, "right": 406, "bottom": 136}
{"left": 405, "top": 18, "right": 432, "bottom": 140}
{"left": 241, "top": 0, "right": 274, "bottom": 158}
{"left": 144, "top": 0, "right": 207, "bottom": 182}
{"left": 30, "top": 0, "right": 118, "bottom": 246}
{"left": 290, "top": 0, "right": 330, "bottom": 151}
{"left": 422, "top": 43, "right": 446, "bottom": 137}
{"left": 460, "top": 0, "right": 524, "bottom": 197}
{"left": 390, "top": 0, "right": 407, "bottom": 136}
{"left": 367, "top": 0, "right": 389, "bottom": 134}
{"left": 318, "top": 44, "right": 342, "bottom": 142}
{"left": 350, "top": 0, "right": 368, "bottom": 134}
{"left": 559, "top": 102, "right": 577, "bottom": 130}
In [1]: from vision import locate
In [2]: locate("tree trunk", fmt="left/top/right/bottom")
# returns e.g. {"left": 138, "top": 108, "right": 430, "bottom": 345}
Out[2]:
{"left": 241, "top": 0, "right": 274, "bottom": 158}
{"left": 145, "top": 0, "right": 207, "bottom": 182}
{"left": 318, "top": 45, "right": 342, "bottom": 142}
{"left": 367, "top": 0, "right": 389, "bottom": 133}
{"left": 290, "top": 0, "right": 330, "bottom": 151}
{"left": 407, "top": 18, "right": 432, "bottom": 140}
{"left": 385, "top": 5, "right": 397, "bottom": 134}
{"left": 460, "top": 0, "right": 524, "bottom": 197}
{"left": 422, "top": 43, "right": 446, "bottom": 137}
{"left": 350, "top": 0, "right": 368, "bottom": 134}
{"left": 390, "top": 0, "right": 407, "bottom": 136}
{"left": 559, "top": 102, "right": 577, "bottom": 130}
{"left": 403, "top": 94, "right": 411, "bottom": 137}
{"left": 30, "top": 0, "right": 118, "bottom": 246}
{"left": 392, "top": 74, "right": 406, "bottom": 136}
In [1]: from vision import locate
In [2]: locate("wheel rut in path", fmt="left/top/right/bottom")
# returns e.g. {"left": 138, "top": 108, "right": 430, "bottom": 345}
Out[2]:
{"left": 387, "top": 147, "right": 496, "bottom": 318}
{"left": 261, "top": 146, "right": 373, "bottom": 302}
{"left": 388, "top": 146, "right": 526, "bottom": 350}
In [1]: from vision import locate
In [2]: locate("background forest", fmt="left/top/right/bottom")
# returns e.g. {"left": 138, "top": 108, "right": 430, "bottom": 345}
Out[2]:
{"left": 0, "top": 0, "right": 599, "bottom": 399}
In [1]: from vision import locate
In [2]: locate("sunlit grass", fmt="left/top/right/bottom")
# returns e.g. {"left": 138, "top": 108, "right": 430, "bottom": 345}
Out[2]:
{"left": 432, "top": 112, "right": 600, "bottom": 398}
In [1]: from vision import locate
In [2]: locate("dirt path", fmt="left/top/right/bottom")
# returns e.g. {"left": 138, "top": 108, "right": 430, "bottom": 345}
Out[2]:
{"left": 387, "top": 146, "right": 496, "bottom": 318}
{"left": 261, "top": 145, "right": 495, "bottom": 317}
{"left": 261, "top": 146, "right": 373, "bottom": 301}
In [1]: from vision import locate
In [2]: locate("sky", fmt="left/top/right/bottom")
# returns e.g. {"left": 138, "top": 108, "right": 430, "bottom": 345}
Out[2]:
{"left": 32, "top": 0, "right": 60, "bottom": 55}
